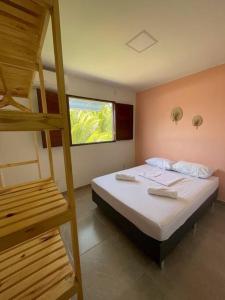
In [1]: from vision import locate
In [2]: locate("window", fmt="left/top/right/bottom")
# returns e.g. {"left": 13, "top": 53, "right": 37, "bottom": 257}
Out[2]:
{"left": 68, "top": 96, "right": 115, "bottom": 145}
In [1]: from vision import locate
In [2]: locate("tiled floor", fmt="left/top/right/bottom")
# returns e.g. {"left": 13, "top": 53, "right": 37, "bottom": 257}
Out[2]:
{"left": 61, "top": 186, "right": 225, "bottom": 300}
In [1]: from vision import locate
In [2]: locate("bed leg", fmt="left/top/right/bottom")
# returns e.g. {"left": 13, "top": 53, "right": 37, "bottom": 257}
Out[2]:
{"left": 160, "top": 260, "right": 165, "bottom": 270}
{"left": 193, "top": 223, "right": 198, "bottom": 235}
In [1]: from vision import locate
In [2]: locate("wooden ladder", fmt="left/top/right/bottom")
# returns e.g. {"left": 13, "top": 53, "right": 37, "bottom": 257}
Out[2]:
{"left": 0, "top": 0, "right": 83, "bottom": 299}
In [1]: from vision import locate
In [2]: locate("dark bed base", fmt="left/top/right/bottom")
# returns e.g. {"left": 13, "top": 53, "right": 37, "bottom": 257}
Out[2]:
{"left": 92, "top": 189, "right": 218, "bottom": 267}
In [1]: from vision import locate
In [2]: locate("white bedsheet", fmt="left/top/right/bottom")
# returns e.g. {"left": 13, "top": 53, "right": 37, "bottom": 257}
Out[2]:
{"left": 91, "top": 164, "right": 219, "bottom": 241}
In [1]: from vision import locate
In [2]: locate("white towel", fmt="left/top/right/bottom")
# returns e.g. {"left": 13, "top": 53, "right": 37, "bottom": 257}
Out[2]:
{"left": 139, "top": 171, "right": 184, "bottom": 186}
{"left": 139, "top": 170, "right": 162, "bottom": 178}
{"left": 115, "top": 173, "right": 136, "bottom": 182}
{"left": 148, "top": 187, "right": 178, "bottom": 199}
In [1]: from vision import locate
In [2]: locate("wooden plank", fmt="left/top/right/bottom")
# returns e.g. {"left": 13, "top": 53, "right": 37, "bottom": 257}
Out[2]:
{"left": 51, "top": 1, "right": 83, "bottom": 299}
{"left": 0, "top": 183, "right": 56, "bottom": 201}
{"left": 37, "top": 275, "right": 76, "bottom": 300}
{"left": 0, "top": 170, "right": 4, "bottom": 187}
{"left": 0, "top": 63, "right": 33, "bottom": 96}
{"left": 38, "top": 60, "right": 55, "bottom": 180}
{"left": 0, "top": 37, "right": 36, "bottom": 66}
{"left": 0, "top": 198, "right": 67, "bottom": 228}
{"left": 0, "top": 185, "right": 57, "bottom": 204}
{"left": 0, "top": 31, "right": 38, "bottom": 52}
{"left": 0, "top": 250, "right": 67, "bottom": 293}
{"left": 28, "top": 94, "right": 42, "bottom": 179}
{"left": 0, "top": 189, "right": 60, "bottom": 210}
{"left": 0, "top": 232, "right": 76, "bottom": 299}
{"left": 0, "top": 230, "right": 76, "bottom": 299}
{"left": 0, "top": 240, "right": 64, "bottom": 280}
{"left": 1, "top": 255, "right": 70, "bottom": 298}
{"left": 0, "top": 178, "right": 53, "bottom": 196}
{"left": 32, "top": 0, "right": 54, "bottom": 9}
{"left": 0, "top": 194, "right": 64, "bottom": 219}
{"left": 0, "top": 230, "right": 59, "bottom": 263}
{"left": 0, "top": 209, "right": 71, "bottom": 252}
{"left": 0, "top": 178, "right": 72, "bottom": 252}
{"left": 0, "top": 13, "right": 39, "bottom": 42}
{"left": 0, "top": 54, "right": 36, "bottom": 72}
{"left": 0, "top": 237, "right": 62, "bottom": 272}
{"left": 0, "top": 159, "right": 38, "bottom": 169}
{"left": 0, "top": 0, "right": 49, "bottom": 98}
{"left": 9, "top": 0, "right": 44, "bottom": 15}
{"left": 0, "top": 111, "right": 64, "bottom": 131}
{"left": 18, "top": 265, "right": 75, "bottom": 300}
{"left": 0, "top": 1, "right": 41, "bottom": 27}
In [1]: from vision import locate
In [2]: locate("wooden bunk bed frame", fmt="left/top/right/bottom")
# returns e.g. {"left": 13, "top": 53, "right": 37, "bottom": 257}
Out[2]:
{"left": 0, "top": 1, "right": 83, "bottom": 299}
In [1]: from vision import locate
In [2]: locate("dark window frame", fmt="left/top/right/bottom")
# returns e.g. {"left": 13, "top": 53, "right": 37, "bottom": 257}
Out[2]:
{"left": 66, "top": 94, "right": 116, "bottom": 147}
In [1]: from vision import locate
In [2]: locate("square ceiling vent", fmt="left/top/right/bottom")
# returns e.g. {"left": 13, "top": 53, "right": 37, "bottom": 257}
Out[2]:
{"left": 126, "top": 30, "right": 157, "bottom": 53}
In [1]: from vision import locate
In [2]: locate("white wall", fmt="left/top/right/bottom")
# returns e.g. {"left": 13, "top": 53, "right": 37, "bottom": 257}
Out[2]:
{"left": 0, "top": 71, "right": 135, "bottom": 191}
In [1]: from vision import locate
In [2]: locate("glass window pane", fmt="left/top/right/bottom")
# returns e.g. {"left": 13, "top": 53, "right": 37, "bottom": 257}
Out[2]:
{"left": 68, "top": 97, "right": 114, "bottom": 145}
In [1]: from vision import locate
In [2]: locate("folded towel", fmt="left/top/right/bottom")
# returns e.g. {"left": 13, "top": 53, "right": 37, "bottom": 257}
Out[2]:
{"left": 148, "top": 187, "right": 178, "bottom": 199}
{"left": 139, "top": 171, "right": 184, "bottom": 186}
{"left": 139, "top": 170, "right": 162, "bottom": 178}
{"left": 115, "top": 173, "right": 136, "bottom": 182}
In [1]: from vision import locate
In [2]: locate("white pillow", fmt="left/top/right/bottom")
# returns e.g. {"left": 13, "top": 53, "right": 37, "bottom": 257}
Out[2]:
{"left": 172, "top": 161, "right": 214, "bottom": 179}
{"left": 145, "top": 157, "right": 175, "bottom": 170}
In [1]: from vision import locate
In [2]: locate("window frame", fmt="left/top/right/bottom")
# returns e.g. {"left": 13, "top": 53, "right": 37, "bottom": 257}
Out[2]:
{"left": 66, "top": 94, "right": 116, "bottom": 146}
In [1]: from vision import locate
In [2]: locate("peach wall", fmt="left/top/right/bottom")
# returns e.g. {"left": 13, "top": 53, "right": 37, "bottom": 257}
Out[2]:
{"left": 136, "top": 64, "right": 225, "bottom": 201}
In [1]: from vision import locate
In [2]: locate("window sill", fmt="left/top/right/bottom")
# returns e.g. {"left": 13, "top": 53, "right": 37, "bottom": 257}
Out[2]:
{"left": 70, "top": 140, "right": 116, "bottom": 147}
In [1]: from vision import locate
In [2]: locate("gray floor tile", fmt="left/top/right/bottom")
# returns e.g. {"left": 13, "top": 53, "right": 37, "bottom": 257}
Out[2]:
{"left": 62, "top": 186, "right": 225, "bottom": 300}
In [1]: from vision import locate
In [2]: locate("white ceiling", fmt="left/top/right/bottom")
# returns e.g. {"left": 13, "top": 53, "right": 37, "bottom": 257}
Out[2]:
{"left": 42, "top": 0, "right": 225, "bottom": 91}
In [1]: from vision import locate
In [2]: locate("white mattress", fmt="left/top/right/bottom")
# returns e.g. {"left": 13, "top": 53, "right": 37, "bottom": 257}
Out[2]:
{"left": 91, "top": 165, "right": 219, "bottom": 241}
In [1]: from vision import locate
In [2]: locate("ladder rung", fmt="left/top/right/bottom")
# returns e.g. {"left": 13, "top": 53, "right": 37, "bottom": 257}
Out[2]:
{"left": 0, "top": 111, "right": 64, "bottom": 131}
{"left": 0, "top": 160, "right": 38, "bottom": 169}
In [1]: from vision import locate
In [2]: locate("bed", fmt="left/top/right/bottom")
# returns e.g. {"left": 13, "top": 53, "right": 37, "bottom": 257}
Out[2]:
{"left": 91, "top": 164, "right": 219, "bottom": 267}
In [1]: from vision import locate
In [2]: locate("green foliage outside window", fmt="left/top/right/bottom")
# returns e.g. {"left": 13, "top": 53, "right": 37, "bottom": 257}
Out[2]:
{"left": 69, "top": 97, "right": 114, "bottom": 145}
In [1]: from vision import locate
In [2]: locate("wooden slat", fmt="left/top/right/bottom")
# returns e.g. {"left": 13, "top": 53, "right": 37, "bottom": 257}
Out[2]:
{"left": 0, "top": 230, "right": 77, "bottom": 300}
{"left": 51, "top": 1, "right": 83, "bottom": 299}
{"left": 0, "top": 191, "right": 59, "bottom": 214}
{"left": 0, "top": 209, "right": 71, "bottom": 252}
{"left": 0, "top": 159, "right": 38, "bottom": 169}
{"left": 0, "top": 194, "right": 64, "bottom": 219}
{"left": 0, "top": 230, "right": 59, "bottom": 263}
{"left": 0, "top": 64, "right": 32, "bottom": 97}
{"left": 0, "top": 178, "right": 53, "bottom": 196}
{"left": 18, "top": 265, "right": 75, "bottom": 300}
{"left": 0, "top": 1, "right": 40, "bottom": 27}
{"left": 0, "top": 55, "right": 37, "bottom": 72}
{"left": 0, "top": 34, "right": 37, "bottom": 58}
{"left": 0, "top": 183, "right": 56, "bottom": 201}
{"left": 9, "top": 0, "right": 45, "bottom": 15}
{"left": 0, "top": 179, "right": 72, "bottom": 252}
{"left": 0, "top": 239, "right": 64, "bottom": 280}
{"left": 0, "top": 0, "right": 49, "bottom": 97}
{"left": 0, "top": 185, "right": 57, "bottom": 205}
{"left": 0, "top": 198, "right": 66, "bottom": 228}
{"left": 37, "top": 275, "right": 76, "bottom": 300}
{"left": 32, "top": 0, "right": 54, "bottom": 8}
{"left": 38, "top": 60, "right": 55, "bottom": 179}
{"left": 0, "top": 111, "right": 64, "bottom": 131}
{"left": 0, "top": 13, "right": 39, "bottom": 43}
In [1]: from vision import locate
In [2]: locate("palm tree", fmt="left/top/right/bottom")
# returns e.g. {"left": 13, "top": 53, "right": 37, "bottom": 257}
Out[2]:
{"left": 70, "top": 104, "right": 113, "bottom": 144}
